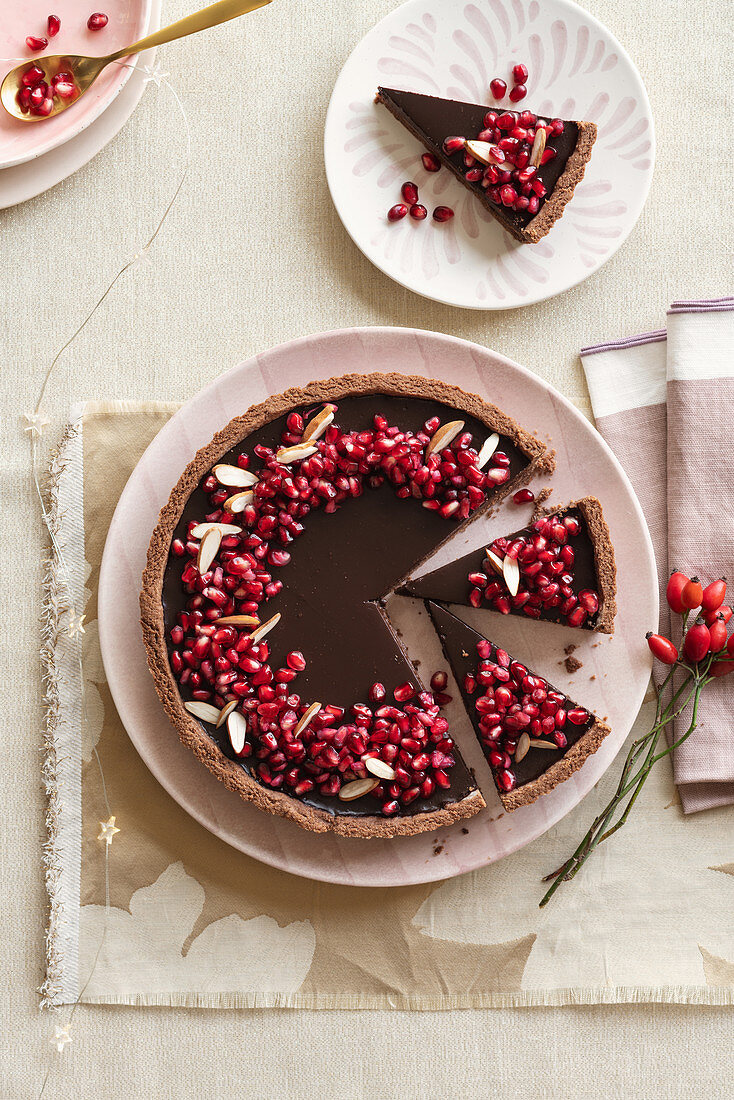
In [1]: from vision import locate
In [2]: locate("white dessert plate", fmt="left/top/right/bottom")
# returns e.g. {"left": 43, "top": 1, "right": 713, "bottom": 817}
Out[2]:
{"left": 0, "top": 0, "right": 153, "bottom": 170}
{"left": 324, "top": 0, "right": 654, "bottom": 309}
{"left": 99, "top": 327, "right": 656, "bottom": 887}
{"left": 0, "top": 0, "right": 159, "bottom": 208}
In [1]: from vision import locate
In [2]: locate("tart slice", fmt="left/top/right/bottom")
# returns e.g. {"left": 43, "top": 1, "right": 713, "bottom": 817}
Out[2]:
{"left": 141, "top": 373, "right": 555, "bottom": 838}
{"left": 376, "top": 87, "right": 596, "bottom": 244}
{"left": 427, "top": 602, "right": 610, "bottom": 811}
{"left": 404, "top": 497, "right": 617, "bottom": 633}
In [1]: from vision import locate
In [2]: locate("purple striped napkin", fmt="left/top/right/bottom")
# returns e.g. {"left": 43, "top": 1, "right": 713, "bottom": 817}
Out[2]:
{"left": 581, "top": 298, "right": 734, "bottom": 814}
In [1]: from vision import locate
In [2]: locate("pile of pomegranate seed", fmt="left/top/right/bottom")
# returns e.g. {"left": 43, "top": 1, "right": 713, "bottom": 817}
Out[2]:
{"left": 168, "top": 406, "right": 511, "bottom": 815}
{"left": 443, "top": 108, "right": 563, "bottom": 218}
{"left": 386, "top": 179, "right": 453, "bottom": 226}
{"left": 468, "top": 511, "right": 600, "bottom": 627}
{"left": 16, "top": 63, "right": 79, "bottom": 116}
{"left": 465, "top": 639, "right": 591, "bottom": 793}
{"left": 490, "top": 62, "right": 528, "bottom": 103}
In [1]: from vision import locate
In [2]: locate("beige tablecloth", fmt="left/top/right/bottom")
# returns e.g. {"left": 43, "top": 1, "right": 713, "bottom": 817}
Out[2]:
{"left": 3, "top": 0, "right": 733, "bottom": 1095}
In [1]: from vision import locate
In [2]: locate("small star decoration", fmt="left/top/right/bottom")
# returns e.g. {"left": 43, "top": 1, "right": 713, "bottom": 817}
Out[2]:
{"left": 67, "top": 611, "right": 86, "bottom": 639}
{"left": 98, "top": 816, "right": 120, "bottom": 846}
{"left": 23, "top": 412, "right": 50, "bottom": 438}
{"left": 50, "top": 1024, "right": 72, "bottom": 1053}
{"left": 141, "top": 62, "right": 170, "bottom": 88}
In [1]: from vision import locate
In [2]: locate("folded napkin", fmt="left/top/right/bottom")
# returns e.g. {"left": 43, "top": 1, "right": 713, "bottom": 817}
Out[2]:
{"left": 581, "top": 298, "right": 734, "bottom": 813}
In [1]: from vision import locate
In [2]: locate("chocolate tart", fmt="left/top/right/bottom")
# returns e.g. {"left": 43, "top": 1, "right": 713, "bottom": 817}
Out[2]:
{"left": 376, "top": 87, "right": 597, "bottom": 244}
{"left": 404, "top": 497, "right": 617, "bottom": 633}
{"left": 140, "top": 373, "right": 555, "bottom": 838}
{"left": 427, "top": 602, "right": 610, "bottom": 812}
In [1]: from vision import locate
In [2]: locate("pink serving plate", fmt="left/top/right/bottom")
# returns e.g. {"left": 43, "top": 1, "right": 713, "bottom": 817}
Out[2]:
{"left": 99, "top": 327, "right": 656, "bottom": 887}
{"left": 0, "top": 0, "right": 152, "bottom": 169}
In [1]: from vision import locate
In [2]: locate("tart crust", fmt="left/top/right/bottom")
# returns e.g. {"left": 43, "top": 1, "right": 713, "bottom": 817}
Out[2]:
{"left": 140, "top": 372, "right": 555, "bottom": 837}
{"left": 565, "top": 496, "right": 617, "bottom": 635}
{"left": 498, "top": 716, "right": 611, "bottom": 812}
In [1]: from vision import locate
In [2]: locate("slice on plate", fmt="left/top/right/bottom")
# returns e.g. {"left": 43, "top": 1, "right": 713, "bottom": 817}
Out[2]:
{"left": 404, "top": 497, "right": 617, "bottom": 633}
{"left": 376, "top": 87, "right": 596, "bottom": 243}
{"left": 427, "top": 602, "right": 610, "bottom": 812}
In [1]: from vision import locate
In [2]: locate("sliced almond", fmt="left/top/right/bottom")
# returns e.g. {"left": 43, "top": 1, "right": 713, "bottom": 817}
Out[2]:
{"left": 212, "top": 463, "right": 259, "bottom": 488}
{"left": 302, "top": 405, "right": 335, "bottom": 443}
{"left": 227, "top": 710, "right": 248, "bottom": 755}
{"left": 338, "top": 777, "right": 379, "bottom": 802}
{"left": 464, "top": 140, "right": 499, "bottom": 165}
{"left": 476, "top": 433, "right": 500, "bottom": 469}
{"left": 528, "top": 738, "right": 558, "bottom": 750}
{"left": 224, "top": 490, "right": 254, "bottom": 513}
{"left": 364, "top": 757, "right": 396, "bottom": 781}
{"left": 515, "top": 732, "right": 531, "bottom": 763}
{"left": 294, "top": 700, "right": 321, "bottom": 737}
{"left": 216, "top": 698, "right": 239, "bottom": 728}
{"left": 485, "top": 548, "right": 505, "bottom": 576}
{"left": 196, "top": 526, "right": 221, "bottom": 575}
{"left": 190, "top": 522, "right": 242, "bottom": 539}
{"left": 426, "top": 420, "right": 465, "bottom": 457}
{"left": 248, "top": 612, "right": 281, "bottom": 643}
{"left": 276, "top": 443, "right": 318, "bottom": 465}
{"left": 215, "top": 614, "right": 260, "bottom": 626}
{"left": 502, "top": 554, "right": 520, "bottom": 597}
{"left": 530, "top": 127, "right": 547, "bottom": 169}
{"left": 184, "top": 700, "right": 221, "bottom": 724}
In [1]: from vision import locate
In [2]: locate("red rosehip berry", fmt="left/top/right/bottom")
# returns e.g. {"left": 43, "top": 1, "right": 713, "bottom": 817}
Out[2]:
{"left": 512, "top": 63, "right": 529, "bottom": 84}
{"left": 666, "top": 571, "right": 689, "bottom": 614}
{"left": 387, "top": 204, "right": 408, "bottom": 221}
{"left": 683, "top": 622, "right": 710, "bottom": 664}
{"left": 710, "top": 659, "right": 734, "bottom": 677}
{"left": 705, "top": 603, "right": 733, "bottom": 626}
{"left": 727, "top": 632, "right": 734, "bottom": 658}
{"left": 708, "top": 616, "right": 728, "bottom": 653}
{"left": 646, "top": 633, "right": 678, "bottom": 665}
{"left": 490, "top": 78, "right": 507, "bottom": 100}
{"left": 701, "top": 578, "right": 726, "bottom": 613}
{"left": 681, "top": 576, "right": 704, "bottom": 610}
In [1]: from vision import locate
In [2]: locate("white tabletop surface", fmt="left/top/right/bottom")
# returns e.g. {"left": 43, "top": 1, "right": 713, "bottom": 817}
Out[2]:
{"left": 2, "top": 0, "right": 731, "bottom": 1096}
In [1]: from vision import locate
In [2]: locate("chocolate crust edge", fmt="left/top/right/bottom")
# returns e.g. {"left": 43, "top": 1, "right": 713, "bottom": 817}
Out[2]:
{"left": 375, "top": 88, "right": 597, "bottom": 245}
{"left": 574, "top": 496, "right": 618, "bottom": 635}
{"left": 140, "top": 370, "right": 555, "bottom": 837}
{"left": 499, "top": 715, "right": 611, "bottom": 812}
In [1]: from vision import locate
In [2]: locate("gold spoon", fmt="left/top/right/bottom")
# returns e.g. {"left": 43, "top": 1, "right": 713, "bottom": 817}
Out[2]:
{"left": 1, "top": 0, "right": 271, "bottom": 122}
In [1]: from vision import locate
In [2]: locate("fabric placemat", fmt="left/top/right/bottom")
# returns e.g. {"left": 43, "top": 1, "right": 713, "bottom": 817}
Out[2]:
{"left": 42, "top": 400, "right": 734, "bottom": 1009}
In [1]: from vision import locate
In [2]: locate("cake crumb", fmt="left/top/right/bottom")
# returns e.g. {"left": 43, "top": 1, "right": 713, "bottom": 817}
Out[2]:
{"left": 531, "top": 487, "right": 554, "bottom": 520}
{"left": 461, "top": 649, "right": 469, "bottom": 658}
{"left": 564, "top": 644, "right": 577, "bottom": 656}
{"left": 562, "top": 656, "right": 583, "bottom": 673}
{"left": 589, "top": 674, "right": 596, "bottom": 681}
{"left": 461, "top": 827, "right": 469, "bottom": 835}
{"left": 433, "top": 844, "right": 444, "bottom": 856}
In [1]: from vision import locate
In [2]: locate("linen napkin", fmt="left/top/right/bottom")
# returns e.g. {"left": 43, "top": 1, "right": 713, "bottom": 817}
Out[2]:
{"left": 581, "top": 298, "right": 734, "bottom": 813}
{"left": 40, "top": 400, "right": 734, "bottom": 1008}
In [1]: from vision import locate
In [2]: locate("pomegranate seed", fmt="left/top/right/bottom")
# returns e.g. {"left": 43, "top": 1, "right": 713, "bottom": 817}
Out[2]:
{"left": 432, "top": 206, "right": 454, "bottom": 222}
{"left": 34, "top": 97, "right": 54, "bottom": 116}
{"left": 394, "top": 682, "right": 415, "bottom": 703}
{"left": 87, "top": 12, "right": 109, "bottom": 30}
{"left": 47, "top": 14, "right": 61, "bottom": 36}
{"left": 496, "top": 769, "right": 516, "bottom": 792}
{"left": 509, "top": 84, "right": 527, "bottom": 103}
{"left": 401, "top": 181, "right": 419, "bottom": 204}
{"left": 54, "top": 81, "right": 76, "bottom": 99}
{"left": 500, "top": 185, "right": 517, "bottom": 206}
{"left": 567, "top": 708, "right": 590, "bottom": 726}
{"left": 490, "top": 78, "right": 507, "bottom": 99}
{"left": 513, "top": 488, "right": 535, "bottom": 504}
{"left": 512, "top": 63, "right": 528, "bottom": 83}
{"left": 442, "top": 136, "right": 465, "bottom": 155}
{"left": 26, "top": 36, "right": 48, "bottom": 51}
{"left": 387, "top": 204, "right": 408, "bottom": 222}
{"left": 421, "top": 152, "right": 441, "bottom": 172}
{"left": 286, "top": 651, "right": 306, "bottom": 671}
{"left": 430, "top": 671, "right": 447, "bottom": 692}
{"left": 22, "top": 65, "right": 45, "bottom": 86}
{"left": 409, "top": 204, "right": 427, "bottom": 220}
